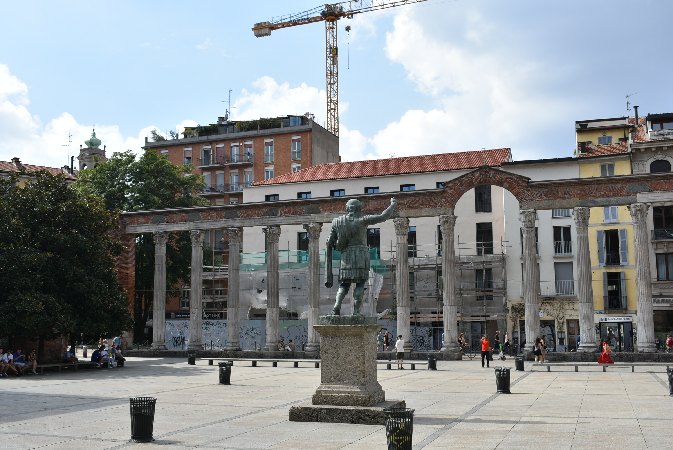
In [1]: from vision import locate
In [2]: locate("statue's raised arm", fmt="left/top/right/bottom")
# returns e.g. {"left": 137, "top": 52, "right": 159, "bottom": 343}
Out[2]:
{"left": 324, "top": 197, "right": 397, "bottom": 315}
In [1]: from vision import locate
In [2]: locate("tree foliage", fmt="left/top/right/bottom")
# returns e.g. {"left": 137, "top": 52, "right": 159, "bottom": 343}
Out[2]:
{"left": 0, "top": 172, "right": 131, "bottom": 343}
{"left": 75, "top": 151, "right": 206, "bottom": 342}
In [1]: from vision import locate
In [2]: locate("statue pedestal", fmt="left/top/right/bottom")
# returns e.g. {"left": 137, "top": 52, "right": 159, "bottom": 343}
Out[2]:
{"left": 289, "top": 316, "right": 405, "bottom": 424}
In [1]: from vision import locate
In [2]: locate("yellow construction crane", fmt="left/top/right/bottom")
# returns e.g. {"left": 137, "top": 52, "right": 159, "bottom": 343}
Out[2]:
{"left": 253, "top": 0, "right": 428, "bottom": 137}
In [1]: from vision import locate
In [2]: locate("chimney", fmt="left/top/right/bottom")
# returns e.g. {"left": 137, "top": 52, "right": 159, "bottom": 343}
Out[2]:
{"left": 633, "top": 105, "right": 639, "bottom": 127}
{"left": 11, "top": 157, "right": 23, "bottom": 170}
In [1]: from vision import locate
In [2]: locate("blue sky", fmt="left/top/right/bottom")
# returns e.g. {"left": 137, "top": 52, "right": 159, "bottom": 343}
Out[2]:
{"left": 1, "top": 0, "right": 672, "bottom": 169}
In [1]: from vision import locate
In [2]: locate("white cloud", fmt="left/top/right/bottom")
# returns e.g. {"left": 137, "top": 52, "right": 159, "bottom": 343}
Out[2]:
{"left": 195, "top": 38, "right": 212, "bottom": 51}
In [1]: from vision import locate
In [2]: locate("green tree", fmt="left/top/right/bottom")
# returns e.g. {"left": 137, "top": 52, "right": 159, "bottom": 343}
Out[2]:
{"left": 75, "top": 151, "right": 206, "bottom": 342}
{"left": 0, "top": 172, "right": 131, "bottom": 352}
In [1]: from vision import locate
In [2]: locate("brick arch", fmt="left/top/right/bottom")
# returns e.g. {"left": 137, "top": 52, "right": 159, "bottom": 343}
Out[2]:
{"left": 441, "top": 166, "right": 535, "bottom": 208}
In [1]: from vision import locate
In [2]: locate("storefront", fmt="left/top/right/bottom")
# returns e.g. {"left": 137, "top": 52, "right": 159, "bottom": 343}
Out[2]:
{"left": 653, "top": 297, "right": 673, "bottom": 350}
{"left": 596, "top": 315, "right": 634, "bottom": 352}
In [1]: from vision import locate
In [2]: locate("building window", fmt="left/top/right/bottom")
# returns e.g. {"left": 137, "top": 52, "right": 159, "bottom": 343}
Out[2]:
{"left": 291, "top": 137, "right": 301, "bottom": 160}
{"left": 160, "top": 149, "right": 168, "bottom": 155}
{"left": 203, "top": 172, "right": 212, "bottom": 190}
{"left": 600, "top": 163, "right": 615, "bottom": 177}
{"left": 650, "top": 160, "right": 672, "bottom": 173}
{"left": 365, "top": 186, "right": 380, "bottom": 194}
{"left": 409, "top": 271, "right": 416, "bottom": 300}
{"left": 230, "top": 172, "right": 240, "bottom": 191}
{"left": 474, "top": 185, "right": 492, "bottom": 212}
{"left": 243, "top": 171, "right": 253, "bottom": 187}
{"left": 264, "top": 167, "right": 274, "bottom": 180}
{"left": 554, "top": 262, "right": 574, "bottom": 295}
{"left": 297, "top": 191, "right": 311, "bottom": 199}
{"left": 436, "top": 181, "right": 445, "bottom": 189}
{"left": 603, "top": 206, "right": 618, "bottom": 223}
{"left": 653, "top": 206, "right": 673, "bottom": 239}
{"left": 183, "top": 148, "right": 192, "bottom": 165}
{"left": 244, "top": 142, "right": 253, "bottom": 161}
{"left": 477, "top": 222, "right": 493, "bottom": 255}
{"left": 180, "top": 289, "right": 190, "bottom": 309}
{"left": 553, "top": 226, "right": 572, "bottom": 254}
{"left": 437, "top": 224, "right": 443, "bottom": 256}
{"left": 330, "top": 189, "right": 345, "bottom": 197}
{"left": 408, "top": 226, "right": 417, "bottom": 257}
{"left": 368, "top": 228, "right": 381, "bottom": 259}
{"left": 598, "top": 135, "right": 613, "bottom": 145}
{"left": 265, "top": 194, "right": 279, "bottom": 202}
{"left": 264, "top": 140, "right": 274, "bottom": 163}
{"left": 400, "top": 184, "right": 415, "bottom": 192}
{"left": 291, "top": 163, "right": 301, "bottom": 173}
{"left": 216, "top": 172, "right": 224, "bottom": 192}
{"left": 297, "top": 232, "right": 309, "bottom": 262}
{"left": 656, "top": 253, "right": 673, "bottom": 281}
{"left": 552, "top": 208, "right": 572, "bottom": 218}
{"left": 476, "top": 268, "right": 493, "bottom": 301}
{"left": 230, "top": 143, "right": 240, "bottom": 163}
{"left": 201, "top": 147, "right": 212, "bottom": 165}
{"left": 229, "top": 198, "right": 239, "bottom": 205}
{"left": 597, "top": 229, "right": 628, "bottom": 266}
{"left": 603, "top": 272, "right": 626, "bottom": 310}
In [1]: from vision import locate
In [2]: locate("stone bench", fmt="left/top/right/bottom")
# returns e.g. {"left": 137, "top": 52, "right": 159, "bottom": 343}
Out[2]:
{"left": 37, "top": 361, "right": 99, "bottom": 374}
{"left": 377, "top": 361, "right": 428, "bottom": 370}
{"left": 533, "top": 362, "right": 671, "bottom": 373}
{"left": 204, "top": 358, "right": 320, "bottom": 368}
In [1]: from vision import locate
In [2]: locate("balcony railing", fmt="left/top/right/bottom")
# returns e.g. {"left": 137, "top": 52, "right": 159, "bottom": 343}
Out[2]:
{"left": 554, "top": 241, "right": 573, "bottom": 255}
{"left": 554, "top": 279, "right": 575, "bottom": 296}
{"left": 197, "top": 153, "right": 254, "bottom": 167}
{"left": 652, "top": 228, "right": 673, "bottom": 241}
{"left": 201, "top": 181, "right": 253, "bottom": 194}
{"left": 523, "top": 280, "right": 575, "bottom": 297}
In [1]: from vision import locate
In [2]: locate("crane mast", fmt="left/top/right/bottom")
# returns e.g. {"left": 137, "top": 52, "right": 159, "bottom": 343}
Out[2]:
{"left": 253, "top": 0, "right": 428, "bottom": 137}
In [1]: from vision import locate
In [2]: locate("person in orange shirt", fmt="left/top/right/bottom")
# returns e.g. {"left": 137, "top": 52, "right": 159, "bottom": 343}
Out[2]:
{"left": 481, "top": 335, "right": 491, "bottom": 368}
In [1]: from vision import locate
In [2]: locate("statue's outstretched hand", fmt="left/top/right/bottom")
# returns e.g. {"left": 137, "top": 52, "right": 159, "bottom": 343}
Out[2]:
{"left": 390, "top": 197, "right": 397, "bottom": 207}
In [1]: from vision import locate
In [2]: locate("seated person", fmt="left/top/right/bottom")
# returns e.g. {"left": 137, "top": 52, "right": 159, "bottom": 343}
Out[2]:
{"left": 26, "top": 349, "right": 38, "bottom": 374}
{"left": 2, "top": 349, "right": 19, "bottom": 376}
{"left": 90, "top": 347, "right": 102, "bottom": 367}
{"left": 114, "top": 345, "right": 126, "bottom": 366}
{"left": 100, "top": 346, "right": 111, "bottom": 367}
{"left": 64, "top": 346, "right": 78, "bottom": 364}
{"left": 285, "top": 339, "right": 296, "bottom": 352}
{"left": 13, "top": 349, "right": 28, "bottom": 374}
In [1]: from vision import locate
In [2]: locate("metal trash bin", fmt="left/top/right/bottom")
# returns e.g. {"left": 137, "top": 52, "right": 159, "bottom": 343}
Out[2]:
{"left": 427, "top": 355, "right": 437, "bottom": 371}
{"left": 129, "top": 397, "right": 156, "bottom": 442}
{"left": 667, "top": 368, "right": 673, "bottom": 396}
{"left": 494, "top": 367, "right": 511, "bottom": 394}
{"left": 384, "top": 407, "right": 414, "bottom": 450}
{"left": 187, "top": 351, "right": 196, "bottom": 365}
{"left": 515, "top": 356, "right": 524, "bottom": 372}
{"left": 219, "top": 361, "right": 232, "bottom": 385}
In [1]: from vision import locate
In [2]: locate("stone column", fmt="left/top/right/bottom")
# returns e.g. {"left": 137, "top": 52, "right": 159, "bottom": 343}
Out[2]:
{"left": 629, "top": 203, "right": 656, "bottom": 352}
{"left": 187, "top": 230, "right": 204, "bottom": 350}
{"left": 439, "top": 212, "right": 460, "bottom": 354}
{"left": 225, "top": 228, "right": 242, "bottom": 351}
{"left": 263, "top": 226, "right": 281, "bottom": 352}
{"left": 394, "top": 217, "right": 412, "bottom": 351}
{"left": 304, "top": 222, "right": 323, "bottom": 354}
{"left": 151, "top": 232, "right": 168, "bottom": 350}
{"left": 574, "top": 207, "right": 597, "bottom": 352}
{"left": 521, "top": 210, "right": 540, "bottom": 353}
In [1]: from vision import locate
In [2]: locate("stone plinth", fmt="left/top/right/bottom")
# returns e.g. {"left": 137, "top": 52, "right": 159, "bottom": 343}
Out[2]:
{"left": 289, "top": 315, "right": 405, "bottom": 424}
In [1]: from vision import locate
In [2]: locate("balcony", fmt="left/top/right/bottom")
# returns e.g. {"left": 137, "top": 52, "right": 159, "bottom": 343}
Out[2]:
{"left": 554, "top": 241, "right": 573, "bottom": 255}
{"left": 200, "top": 181, "right": 253, "bottom": 195}
{"left": 522, "top": 280, "right": 575, "bottom": 297}
{"left": 197, "top": 153, "right": 253, "bottom": 168}
{"left": 652, "top": 228, "right": 673, "bottom": 241}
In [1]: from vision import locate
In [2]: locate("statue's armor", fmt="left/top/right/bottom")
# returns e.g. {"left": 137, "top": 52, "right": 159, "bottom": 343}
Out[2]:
{"left": 330, "top": 216, "right": 370, "bottom": 283}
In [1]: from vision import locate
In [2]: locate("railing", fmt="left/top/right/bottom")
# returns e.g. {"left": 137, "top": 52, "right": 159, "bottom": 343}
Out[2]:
{"left": 459, "top": 280, "right": 506, "bottom": 291}
{"left": 197, "top": 153, "right": 253, "bottom": 167}
{"left": 603, "top": 295, "right": 627, "bottom": 310}
{"left": 652, "top": 228, "right": 673, "bottom": 240}
{"left": 201, "top": 181, "right": 254, "bottom": 194}
{"left": 604, "top": 253, "right": 621, "bottom": 266}
{"left": 522, "top": 280, "right": 575, "bottom": 297}
{"left": 554, "top": 279, "right": 575, "bottom": 296}
{"left": 554, "top": 241, "right": 573, "bottom": 255}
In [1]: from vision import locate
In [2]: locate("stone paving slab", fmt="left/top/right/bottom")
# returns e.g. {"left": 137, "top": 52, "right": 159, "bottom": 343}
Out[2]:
{"left": 1, "top": 357, "right": 672, "bottom": 449}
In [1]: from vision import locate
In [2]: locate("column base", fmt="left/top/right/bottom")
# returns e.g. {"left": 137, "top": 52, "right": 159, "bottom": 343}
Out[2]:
{"left": 224, "top": 344, "right": 241, "bottom": 351}
{"left": 578, "top": 343, "right": 597, "bottom": 352}
{"left": 440, "top": 342, "right": 460, "bottom": 353}
{"left": 637, "top": 343, "right": 657, "bottom": 353}
{"left": 263, "top": 344, "right": 278, "bottom": 352}
{"left": 150, "top": 343, "right": 167, "bottom": 351}
{"left": 187, "top": 343, "right": 202, "bottom": 351}
{"left": 304, "top": 342, "right": 320, "bottom": 354}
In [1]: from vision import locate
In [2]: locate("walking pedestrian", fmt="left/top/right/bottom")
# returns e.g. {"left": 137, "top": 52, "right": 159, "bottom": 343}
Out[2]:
{"left": 481, "top": 335, "right": 491, "bottom": 368}
{"left": 395, "top": 335, "right": 405, "bottom": 369}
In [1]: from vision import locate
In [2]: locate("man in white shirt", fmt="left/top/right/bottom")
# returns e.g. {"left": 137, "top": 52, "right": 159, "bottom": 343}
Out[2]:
{"left": 395, "top": 335, "right": 405, "bottom": 369}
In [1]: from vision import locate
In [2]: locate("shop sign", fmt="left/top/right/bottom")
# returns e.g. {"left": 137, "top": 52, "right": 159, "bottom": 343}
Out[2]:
{"left": 203, "top": 311, "right": 224, "bottom": 320}
{"left": 652, "top": 298, "right": 673, "bottom": 306}
{"left": 598, "top": 316, "right": 633, "bottom": 323}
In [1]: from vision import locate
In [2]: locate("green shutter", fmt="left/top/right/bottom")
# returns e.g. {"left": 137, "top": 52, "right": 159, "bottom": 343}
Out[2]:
{"left": 597, "top": 230, "right": 605, "bottom": 266}
{"left": 619, "top": 229, "right": 628, "bottom": 265}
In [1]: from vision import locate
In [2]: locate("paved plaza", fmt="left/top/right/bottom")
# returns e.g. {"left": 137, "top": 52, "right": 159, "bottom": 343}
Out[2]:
{"left": 2, "top": 356, "right": 672, "bottom": 449}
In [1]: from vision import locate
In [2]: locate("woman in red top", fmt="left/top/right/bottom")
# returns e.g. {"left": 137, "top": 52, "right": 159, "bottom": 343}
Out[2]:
{"left": 597, "top": 341, "right": 614, "bottom": 364}
{"left": 481, "top": 335, "right": 491, "bottom": 368}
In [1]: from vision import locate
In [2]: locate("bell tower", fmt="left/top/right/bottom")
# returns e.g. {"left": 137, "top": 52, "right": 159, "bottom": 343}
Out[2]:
{"left": 78, "top": 129, "right": 107, "bottom": 170}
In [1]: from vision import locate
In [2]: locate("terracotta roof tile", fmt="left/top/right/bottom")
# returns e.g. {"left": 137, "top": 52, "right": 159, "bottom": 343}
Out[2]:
{"left": 255, "top": 148, "right": 512, "bottom": 185}
{"left": 577, "top": 142, "right": 629, "bottom": 158}
{"left": 629, "top": 117, "right": 648, "bottom": 142}
{"left": 0, "top": 160, "right": 77, "bottom": 180}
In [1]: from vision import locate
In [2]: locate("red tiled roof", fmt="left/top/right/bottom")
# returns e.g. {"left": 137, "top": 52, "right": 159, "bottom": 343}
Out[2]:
{"left": 629, "top": 117, "right": 648, "bottom": 143}
{"left": 577, "top": 142, "right": 629, "bottom": 158}
{"left": 255, "top": 148, "right": 512, "bottom": 185}
{"left": 0, "top": 160, "right": 76, "bottom": 180}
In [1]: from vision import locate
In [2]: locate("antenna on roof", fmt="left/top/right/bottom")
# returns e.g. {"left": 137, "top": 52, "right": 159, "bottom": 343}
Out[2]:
{"left": 221, "top": 89, "right": 236, "bottom": 121}
{"left": 61, "top": 131, "right": 73, "bottom": 165}
{"left": 626, "top": 92, "right": 637, "bottom": 112}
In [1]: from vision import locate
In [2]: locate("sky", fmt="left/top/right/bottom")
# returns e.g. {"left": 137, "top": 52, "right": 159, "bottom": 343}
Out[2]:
{"left": 1, "top": 0, "right": 672, "bottom": 170}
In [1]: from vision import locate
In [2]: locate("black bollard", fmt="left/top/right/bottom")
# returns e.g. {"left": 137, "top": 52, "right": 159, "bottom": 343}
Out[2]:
{"left": 187, "top": 351, "right": 196, "bottom": 365}
{"left": 515, "top": 356, "right": 524, "bottom": 371}
{"left": 219, "top": 361, "right": 232, "bottom": 385}
{"left": 427, "top": 355, "right": 437, "bottom": 370}
{"left": 130, "top": 397, "right": 156, "bottom": 442}
{"left": 494, "top": 367, "right": 511, "bottom": 394}
{"left": 667, "top": 368, "right": 673, "bottom": 396}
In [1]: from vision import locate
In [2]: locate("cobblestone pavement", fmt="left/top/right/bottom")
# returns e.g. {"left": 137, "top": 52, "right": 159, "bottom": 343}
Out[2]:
{"left": 1, "top": 357, "right": 672, "bottom": 449}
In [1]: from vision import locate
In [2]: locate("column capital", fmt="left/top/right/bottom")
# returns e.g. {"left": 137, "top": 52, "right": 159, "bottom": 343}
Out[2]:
{"left": 573, "top": 207, "right": 590, "bottom": 228}
{"left": 226, "top": 227, "right": 242, "bottom": 244}
{"left": 153, "top": 231, "right": 168, "bottom": 247}
{"left": 439, "top": 213, "right": 457, "bottom": 234}
{"left": 393, "top": 217, "right": 410, "bottom": 236}
{"left": 520, "top": 209, "right": 536, "bottom": 228}
{"left": 189, "top": 229, "right": 204, "bottom": 246}
{"left": 628, "top": 202, "right": 649, "bottom": 223}
{"left": 303, "top": 222, "right": 323, "bottom": 240}
{"left": 263, "top": 225, "right": 281, "bottom": 244}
